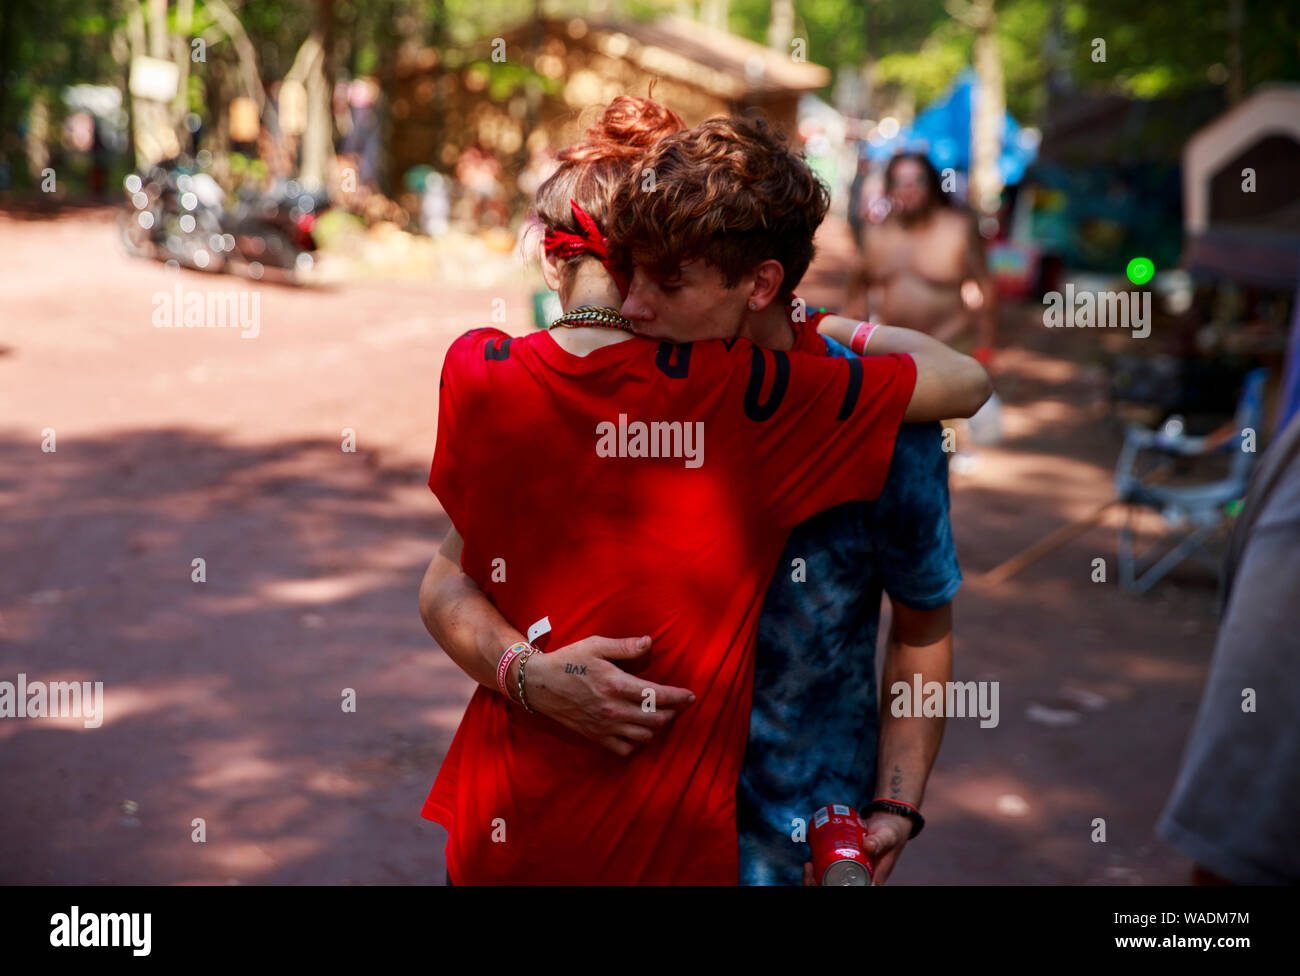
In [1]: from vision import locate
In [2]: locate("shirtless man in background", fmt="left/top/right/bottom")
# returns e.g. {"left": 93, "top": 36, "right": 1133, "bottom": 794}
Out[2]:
{"left": 849, "top": 152, "right": 997, "bottom": 361}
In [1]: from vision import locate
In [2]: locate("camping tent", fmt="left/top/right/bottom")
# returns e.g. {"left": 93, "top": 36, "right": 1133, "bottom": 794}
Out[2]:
{"left": 866, "top": 69, "right": 1037, "bottom": 186}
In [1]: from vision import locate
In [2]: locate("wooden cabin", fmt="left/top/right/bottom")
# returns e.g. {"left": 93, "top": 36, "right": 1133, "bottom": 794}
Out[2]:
{"left": 389, "top": 14, "right": 829, "bottom": 202}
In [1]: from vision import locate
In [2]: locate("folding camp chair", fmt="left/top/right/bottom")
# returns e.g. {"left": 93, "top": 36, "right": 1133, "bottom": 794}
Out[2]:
{"left": 1114, "top": 367, "right": 1269, "bottom": 594}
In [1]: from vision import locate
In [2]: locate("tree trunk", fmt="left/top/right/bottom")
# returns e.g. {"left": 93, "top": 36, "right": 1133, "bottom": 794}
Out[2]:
{"left": 132, "top": 0, "right": 179, "bottom": 164}
{"left": 968, "top": 0, "right": 1004, "bottom": 216}
{"left": 701, "top": 0, "right": 728, "bottom": 33}
{"left": 1227, "top": 0, "right": 1244, "bottom": 105}
{"left": 768, "top": 0, "right": 793, "bottom": 51}
{"left": 288, "top": 2, "right": 336, "bottom": 192}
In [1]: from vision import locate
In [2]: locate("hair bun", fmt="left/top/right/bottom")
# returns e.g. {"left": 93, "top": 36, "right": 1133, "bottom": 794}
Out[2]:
{"left": 560, "top": 96, "right": 685, "bottom": 164}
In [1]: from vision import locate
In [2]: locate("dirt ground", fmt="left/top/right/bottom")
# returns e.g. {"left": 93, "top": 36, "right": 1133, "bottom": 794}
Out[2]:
{"left": 0, "top": 207, "right": 1222, "bottom": 884}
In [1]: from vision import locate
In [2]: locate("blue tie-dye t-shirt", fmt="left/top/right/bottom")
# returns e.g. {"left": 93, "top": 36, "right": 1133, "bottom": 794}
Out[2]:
{"left": 737, "top": 334, "right": 962, "bottom": 886}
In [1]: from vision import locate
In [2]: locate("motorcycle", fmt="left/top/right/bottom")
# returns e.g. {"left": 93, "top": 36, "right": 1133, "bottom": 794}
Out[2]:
{"left": 118, "top": 156, "right": 328, "bottom": 282}
{"left": 118, "top": 156, "right": 228, "bottom": 272}
{"left": 223, "top": 178, "right": 329, "bottom": 280}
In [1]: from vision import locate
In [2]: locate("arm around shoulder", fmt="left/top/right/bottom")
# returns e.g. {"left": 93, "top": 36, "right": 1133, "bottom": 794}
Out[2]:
{"left": 817, "top": 316, "right": 991, "bottom": 421}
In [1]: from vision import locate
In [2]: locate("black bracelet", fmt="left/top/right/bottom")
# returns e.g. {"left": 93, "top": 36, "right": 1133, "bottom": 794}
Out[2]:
{"left": 866, "top": 799, "right": 925, "bottom": 839}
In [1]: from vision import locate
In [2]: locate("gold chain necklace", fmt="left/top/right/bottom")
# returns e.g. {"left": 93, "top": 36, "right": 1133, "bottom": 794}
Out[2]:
{"left": 549, "top": 305, "right": 637, "bottom": 333}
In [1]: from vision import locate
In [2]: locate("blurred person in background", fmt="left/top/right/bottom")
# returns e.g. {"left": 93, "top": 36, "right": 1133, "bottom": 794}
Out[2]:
{"left": 341, "top": 78, "right": 382, "bottom": 189}
{"left": 420, "top": 170, "right": 450, "bottom": 238}
{"left": 849, "top": 152, "right": 996, "bottom": 361}
{"left": 850, "top": 152, "right": 1002, "bottom": 467}
{"left": 516, "top": 131, "right": 559, "bottom": 200}
{"left": 1156, "top": 413, "right": 1300, "bottom": 885}
{"left": 454, "top": 143, "right": 506, "bottom": 229}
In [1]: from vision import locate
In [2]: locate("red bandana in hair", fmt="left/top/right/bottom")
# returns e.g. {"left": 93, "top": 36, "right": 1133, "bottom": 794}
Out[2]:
{"left": 542, "top": 199, "right": 630, "bottom": 299}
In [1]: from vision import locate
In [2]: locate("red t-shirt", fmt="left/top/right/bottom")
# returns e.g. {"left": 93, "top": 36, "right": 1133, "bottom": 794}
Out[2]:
{"left": 791, "top": 301, "right": 834, "bottom": 355}
{"left": 425, "top": 327, "right": 916, "bottom": 884}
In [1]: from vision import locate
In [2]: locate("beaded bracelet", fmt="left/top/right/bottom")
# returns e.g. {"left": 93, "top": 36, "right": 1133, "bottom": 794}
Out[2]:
{"left": 496, "top": 641, "right": 531, "bottom": 700}
{"left": 850, "top": 321, "right": 879, "bottom": 355}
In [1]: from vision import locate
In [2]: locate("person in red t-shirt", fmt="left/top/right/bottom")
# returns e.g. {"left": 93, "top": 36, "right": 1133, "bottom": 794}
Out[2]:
{"left": 421, "top": 105, "right": 990, "bottom": 884}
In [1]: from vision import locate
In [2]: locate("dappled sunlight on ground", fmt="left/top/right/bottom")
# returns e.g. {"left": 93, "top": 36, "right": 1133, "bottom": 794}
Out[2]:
{"left": 1, "top": 212, "right": 1223, "bottom": 884}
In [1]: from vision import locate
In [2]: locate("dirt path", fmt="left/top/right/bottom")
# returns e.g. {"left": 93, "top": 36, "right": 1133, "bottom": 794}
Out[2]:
{"left": 0, "top": 209, "right": 1217, "bottom": 883}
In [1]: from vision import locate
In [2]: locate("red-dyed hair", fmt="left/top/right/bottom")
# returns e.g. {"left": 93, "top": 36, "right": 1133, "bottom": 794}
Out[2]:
{"left": 534, "top": 96, "right": 685, "bottom": 273}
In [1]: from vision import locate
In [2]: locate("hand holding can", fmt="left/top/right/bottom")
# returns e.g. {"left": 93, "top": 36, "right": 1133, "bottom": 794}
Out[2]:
{"left": 809, "top": 804, "right": 874, "bottom": 886}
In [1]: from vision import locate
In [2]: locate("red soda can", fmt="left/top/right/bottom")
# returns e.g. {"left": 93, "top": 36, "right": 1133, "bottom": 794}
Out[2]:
{"left": 810, "top": 804, "right": 874, "bottom": 886}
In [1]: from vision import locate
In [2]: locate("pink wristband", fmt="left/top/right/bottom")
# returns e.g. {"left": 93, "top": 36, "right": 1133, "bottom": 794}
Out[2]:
{"left": 496, "top": 641, "right": 531, "bottom": 699}
{"left": 850, "top": 321, "right": 878, "bottom": 355}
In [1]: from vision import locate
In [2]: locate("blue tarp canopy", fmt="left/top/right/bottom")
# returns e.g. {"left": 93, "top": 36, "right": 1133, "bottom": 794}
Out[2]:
{"left": 866, "top": 69, "right": 1037, "bottom": 185}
